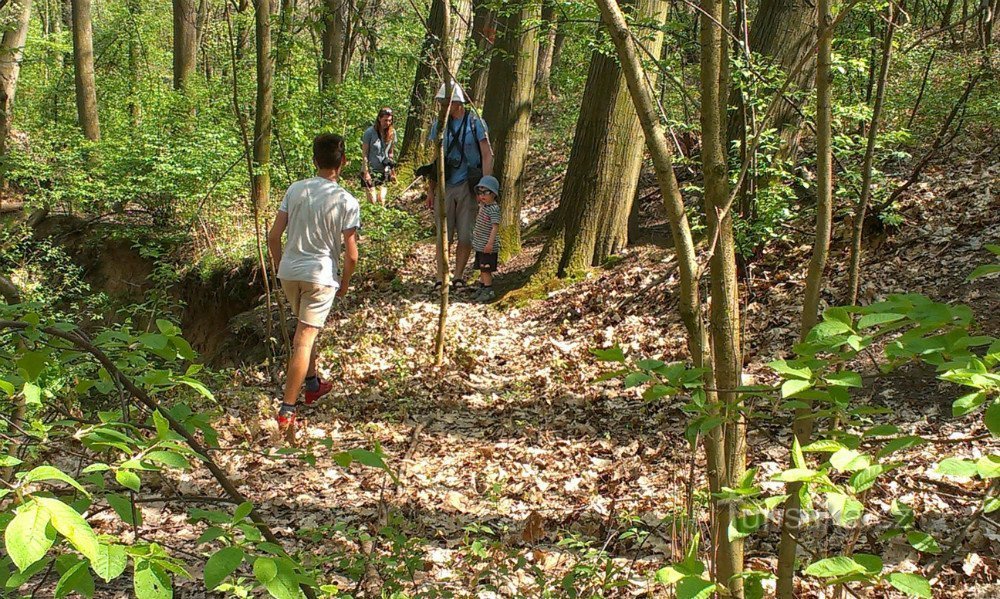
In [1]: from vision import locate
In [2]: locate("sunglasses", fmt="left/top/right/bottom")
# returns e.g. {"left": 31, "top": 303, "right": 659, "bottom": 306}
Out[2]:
{"left": 475, "top": 187, "right": 493, "bottom": 194}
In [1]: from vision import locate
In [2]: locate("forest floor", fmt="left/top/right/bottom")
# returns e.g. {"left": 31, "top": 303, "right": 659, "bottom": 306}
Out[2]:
{"left": 105, "top": 147, "right": 1000, "bottom": 598}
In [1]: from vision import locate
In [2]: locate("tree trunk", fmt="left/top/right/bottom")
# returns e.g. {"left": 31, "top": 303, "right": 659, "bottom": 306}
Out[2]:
{"left": 776, "top": 0, "right": 833, "bottom": 597}
{"left": 397, "top": 0, "right": 472, "bottom": 164}
{"left": 321, "top": 0, "right": 347, "bottom": 89}
{"left": 126, "top": 0, "right": 141, "bottom": 126}
{"left": 534, "top": 0, "right": 557, "bottom": 100}
{"left": 465, "top": 0, "right": 496, "bottom": 107}
{"left": 727, "top": 0, "right": 816, "bottom": 152}
{"left": 71, "top": 0, "right": 100, "bottom": 141}
{"left": 702, "top": 0, "right": 745, "bottom": 594}
{"left": 0, "top": 0, "right": 32, "bottom": 184}
{"left": 173, "top": 0, "right": 199, "bottom": 90}
{"left": 253, "top": 0, "right": 273, "bottom": 217}
{"left": 481, "top": 1, "right": 540, "bottom": 261}
{"left": 554, "top": 0, "right": 667, "bottom": 277}
{"left": 847, "top": 4, "right": 896, "bottom": 305}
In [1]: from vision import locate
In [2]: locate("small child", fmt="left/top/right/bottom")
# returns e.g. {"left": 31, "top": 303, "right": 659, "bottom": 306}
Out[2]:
{"left": 471, "top": 176, "right": 501, "bottom": 303}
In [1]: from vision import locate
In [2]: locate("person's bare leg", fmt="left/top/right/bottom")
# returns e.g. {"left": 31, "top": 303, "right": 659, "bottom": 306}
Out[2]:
{"left": 454, "top": 242, "right": 473, "bottom": 281}
{"left": 364, "top": 186, "right": 376, "bottom": 203}
{"left": 481, "top": 271, "right": 493, "bottom": 287}
{"left": 307, "top": 338, "right": 320, "bottom": 379}
{"left": 283, "top": 323, "right": 321, "bottom": 406}
{"left": 378, "top": 185, "right": 387, "bottom": 205}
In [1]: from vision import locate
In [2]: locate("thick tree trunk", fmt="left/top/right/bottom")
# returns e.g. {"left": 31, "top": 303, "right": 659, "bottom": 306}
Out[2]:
{"left": 0, "top": 0, "right": 33, "bottom": 180}
{"left": 465, "top": 0, "right": 496, "bottom": 107}
{"left": 776, "top": 1, "right": 834, "bottom": 597}
{"left": 481, "top": 1, "right": 540, "bottom": 261}
{"left": 702, "top": 0, "right": 744, "bottom": 594}
{"left": 253, "top": 0, "right": 273, "bottom": 217}
{"left": 398, "top": 0, "right": 472, "bottom": 164}
{"left": 321, "top": 0, "right": 347, "bottom": 89}
{"left": 534, "top": 0, "right": 557, "bottom": 100}
{"left": 727, "top": 0, "right": 816, "bottom": 152}
{"left": 173, "top": 0, "right": 199, "bottom": 90}
{"left": 555, "top": 0, "right": 667, "bottom": 276}
{"left": 71, "top": 0, "right": 100, "bottom": 141}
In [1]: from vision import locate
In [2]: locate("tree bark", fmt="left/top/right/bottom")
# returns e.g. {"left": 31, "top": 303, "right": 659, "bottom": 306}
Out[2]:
{"left": 550, "top": 0, "right": 667, "bottom": 277}
{"left": 481, "top": 1, "right": 540, "bottom": 261}
{"left": 776, "top": 0, "right": 834, "bottom": 596}
{"left": 173, "top": 0, "right": 200, "bottom": 90}
{"left": 321, "top": 0, "right": 347, "bottom": 89}
{"left": 0, "top": 0, "right": 33, "bottom": 182}
{"left": 847, "top": 4, "right": 896, "bottom": 305}
{"left": 534, "top": 0, "right": 557, "bottom": 100}
{"left": 398, "top": 0, "right": 471, "bottom": 164}
{"left": 253, "top": 0, "right": 273, "bottom": 218}
{"left": 465, "top": 0, "right": 496, "bottom": 107}
{"left": 71, "top": 0, "right": 100, "bottom": 141}
{"left": 701, "top": 0, "right": 744, "bottom": 593}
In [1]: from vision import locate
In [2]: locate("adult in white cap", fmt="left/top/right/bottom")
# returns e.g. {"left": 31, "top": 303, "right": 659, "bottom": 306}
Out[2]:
{"left": 426, "top": 80, "right": 494, "bottom": 290}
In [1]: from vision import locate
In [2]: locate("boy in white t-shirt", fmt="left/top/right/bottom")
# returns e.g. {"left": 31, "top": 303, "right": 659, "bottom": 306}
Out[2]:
{"left": 267, "top": 134, "right": 361, "bottom": 431}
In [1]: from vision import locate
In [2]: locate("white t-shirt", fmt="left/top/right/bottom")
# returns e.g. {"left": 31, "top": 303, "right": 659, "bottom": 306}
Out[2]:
{"left": 276, "top": 177, "right": 361, "bottom": 289}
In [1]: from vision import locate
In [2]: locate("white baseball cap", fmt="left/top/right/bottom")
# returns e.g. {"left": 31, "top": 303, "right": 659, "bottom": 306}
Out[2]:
{"left": 435, "top": 81, "right": 466, "bottom": 103}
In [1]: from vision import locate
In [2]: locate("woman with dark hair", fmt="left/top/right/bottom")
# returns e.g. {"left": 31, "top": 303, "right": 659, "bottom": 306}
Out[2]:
{"left": 360, "top": 107, "right": 396, "bottom": 205}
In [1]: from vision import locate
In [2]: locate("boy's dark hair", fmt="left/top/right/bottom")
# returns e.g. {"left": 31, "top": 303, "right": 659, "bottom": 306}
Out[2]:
{"left": 313, "top": 133, "right": 346, "bottom": 169}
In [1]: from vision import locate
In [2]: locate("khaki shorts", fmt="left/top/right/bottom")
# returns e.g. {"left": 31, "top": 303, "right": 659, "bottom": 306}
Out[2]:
{"left": 281, "top": 279, "right": 336, "bottom": 328}
{"left": 435, "top": 182, "right": 477, "bottom": 246}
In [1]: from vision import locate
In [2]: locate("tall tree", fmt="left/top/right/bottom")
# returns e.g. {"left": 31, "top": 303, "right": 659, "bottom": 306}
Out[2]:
{"left": 0, "top": 0, "right": 32, "bottom": 183}
{"left": 173, "top": 0, "right": 201, "bottom": 90}
{"left": 776, "top": 0, "right": 834, "bottom": 596}
{"left": 397, "top": 0, "right": 471, "bottom": 164}
{"left": 465, "top": 0, "right": 496, "bottom": 106}
{"left": 534, "top": 0, "right": 558, "bottom": 99}
{"left": 700, "top": 0, "right": 745, "bottom": 594}
{"left": 253, "top": 0, "right": 273, "bottom": 217}
{"left": 531, "top": 0, "right": 667, "bottom": 281}
{"left": 481, "top": 1, "right": 540, "bottom": 260}
{"left": 320, "top": 0, "right": 347, "bottom": 89}
{"left": 71, "top": 0, "right": 100, "bottom": 141}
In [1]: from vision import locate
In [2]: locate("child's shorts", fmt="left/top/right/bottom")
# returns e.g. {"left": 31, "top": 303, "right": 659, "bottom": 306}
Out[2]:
{"left": 475, "top": 251, "right": 498, "bottom": 273}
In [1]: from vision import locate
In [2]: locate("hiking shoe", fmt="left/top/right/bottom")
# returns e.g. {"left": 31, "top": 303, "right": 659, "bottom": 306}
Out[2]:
{"left": 276, "top": 405, "right": 297, "bottom": 430}
{"left": 450, "top": 278, "right": 467, "bottom": 292}
{"left": 304, "top": 379, "right": 332, "bottom": 405}
{"left": 475, "top": 287, "right": 496, "bottom": 303}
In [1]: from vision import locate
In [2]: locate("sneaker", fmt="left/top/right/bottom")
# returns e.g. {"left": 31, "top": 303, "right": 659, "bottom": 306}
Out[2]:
{"left": 276, "top": 408, "right": 296, "bottom": 430}
{"left": 304, "top": 379, "right": 333, "bottom": 405}
{"left": 475, "top": 287, "right": 496, "bottom": 303}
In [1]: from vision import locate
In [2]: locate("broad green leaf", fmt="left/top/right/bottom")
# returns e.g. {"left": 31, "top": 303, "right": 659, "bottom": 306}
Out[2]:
{"left": 654, "top": 566, "right": 684, "bottom": 586}
{"left": 906, "top": 531, "right": 941, "bottom": 554}
{"left": 204, "top": 546, "right": 244, "bottom": 590}
{"left": 825, "top": 371, "right": 862, "bottom": 387}
{"left": 887, "top": 572, "right": 932, "bottom": 598}
{"left": 802, "top": 440, "right": 846, "bottom": 453}
{"left": 0, "top": 455, "right": 22, "bottom": 467}
{"left": 936, "top": 458, "right": 978, "bottom": 478}
{"left": 262, "top": 559, "right": 304, "bottom": 599}
{"left": 850, "top": 463, "right": 896, "bottom": 493}
{"left": 196, "top": 526, "right": 226, "bottom": 544}
{"left": 54, "top": 560, "right": 94, "bottom": 598}
{"left": 773, "top": 468, "right": 818, "bottom": 482}
{"left": 803, "top": 556, "right": 865, "bottom": 578}
{"left": 134, "top": 561, "right": 171, "bottom": 599}
{"left": 953, "top": 391, "right": 986, "bottom": 417}
{"left": 853, "top": 553, "right": 883, "bottom": 574}
{"left": 643, "top": 384, "right": 677, "bottom": 400}
{"left": 591, "top": 346, "right": 625, "bottom": 362}
{"left": 624, "top": 372, "right": 651, "bottom": 389}
{"left": 152, "top": 411, "right": 171, "bottom": 440}
{"left": 106, "top": 494, "right": 141, "bottom": 527}
{"left": 5, "top": 501, "right": 55, "bottom": 571}
{"left": 23, "top": 383, "right": 41, "bottom": 406}
{"left": 791, "top": 437, "right": 805, "bottom": 469}
{"left": 984, "top": 497, "right": 1000, "bottom": 513}
{"left": 781, "top": 379, "right": 812, "bottom": 399}
{"left": 636, "top": 359, "right": 665, "bottom": 371}
{"left": 232, "top": 502, "right": 254, "bottom": 522}
{"left": 857, "top": 312, "right": 904, "bottom": 329}
{"left": 115, "top": 470, "right": 141, "bottom": 492}
{"left": 254, "top": 557, "right": 278, "bottom": 584}
{"left": 35, "top": 497, "right": 99, "bottom": 563}
{"left": 976, "top": 455, "right": 1000, "bottom": 479}
{"left": 92, "top": 544, "right": 127, "bottom": 582}
{"left": 769, "top": 360, "right": 811, "bottom": 380}
{"left": 17, "top": 351, "right": 47, "bottom": 382}
{"left": 675, "top": 576, "right": 716, "bottom": 599}
{"left": 891, "top": 500, "right": 915, "bottom": 527}
{"left": 985, "top": 402, "right": 1000, "bottom": 436}
{"left": 144, "top": 451, "right": 189, "bottom": 470}
{"left": 830, "top": 449, "right": 870, "bottom": 472}
{"left": 877, "top": 436, "right": 926, "bottom": 458}
{"left": 863, "top": 424, "right": 900, "bottom": 437}
{"left": 967, "top": 264, "right": 1000, "bottom": 281}
{"left": 22, "top": 466, "right": 91, "bottom": 497}
{"left": 825, "top": 492, "right": 864, "bottom": 526}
